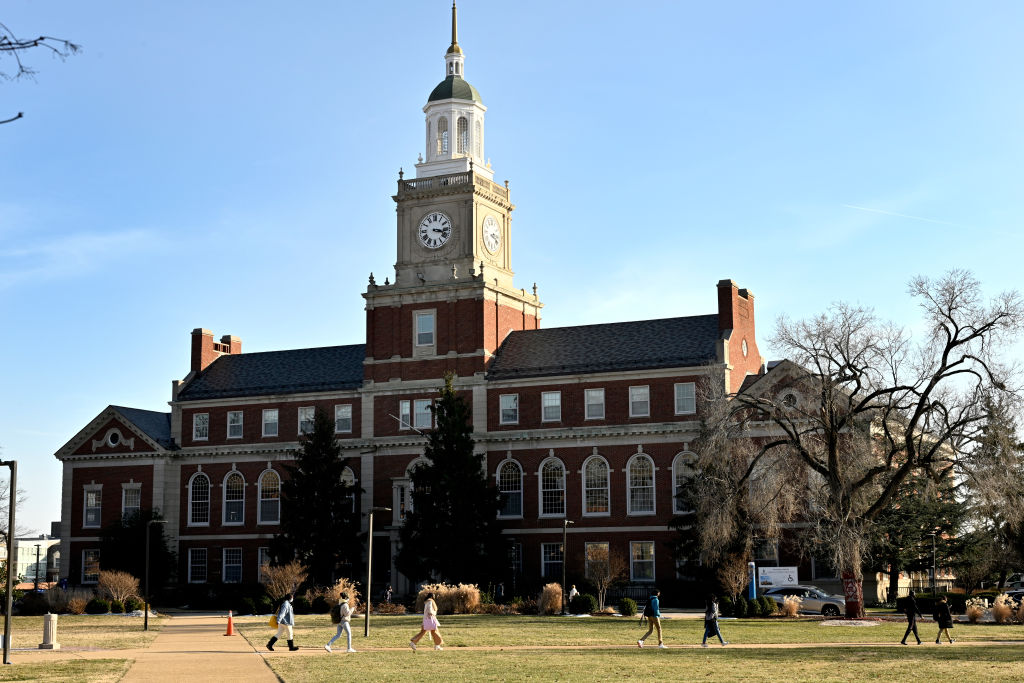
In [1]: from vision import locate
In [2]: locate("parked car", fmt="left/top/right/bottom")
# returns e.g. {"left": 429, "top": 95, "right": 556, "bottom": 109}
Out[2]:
{"left": 764, "top": 585, "right": 846, "bottom": 617}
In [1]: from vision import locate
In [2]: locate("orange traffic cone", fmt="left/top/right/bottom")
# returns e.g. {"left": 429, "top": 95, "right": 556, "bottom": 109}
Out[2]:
{"left": 225, "top": 610, "right": 235, "bottom": 636}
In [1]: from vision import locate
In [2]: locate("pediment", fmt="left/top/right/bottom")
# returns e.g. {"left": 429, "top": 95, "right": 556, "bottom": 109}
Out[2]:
{"left": 55, "top": 406, "right": 171, "bottom": 459}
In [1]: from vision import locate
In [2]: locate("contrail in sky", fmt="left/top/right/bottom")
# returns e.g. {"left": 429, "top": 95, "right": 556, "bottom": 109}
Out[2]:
{"left": 842, "top": 204, "right": 964, "bottom": 228}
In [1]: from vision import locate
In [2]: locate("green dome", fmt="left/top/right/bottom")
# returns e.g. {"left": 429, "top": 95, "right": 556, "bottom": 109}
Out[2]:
{"left": 428, "top": 75, "right": 482, "bottom": 103}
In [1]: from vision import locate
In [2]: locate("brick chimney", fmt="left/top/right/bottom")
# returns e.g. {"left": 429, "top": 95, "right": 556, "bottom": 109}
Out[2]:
{"left": 190, "top": 328, "right": 242, "bottom": 372}
{"left": 716, "top": 279, "right": 762, "bottom": 389}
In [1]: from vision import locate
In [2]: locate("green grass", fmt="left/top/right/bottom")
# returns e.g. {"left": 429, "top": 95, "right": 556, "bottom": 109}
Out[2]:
{"left": 0, "top": 659, "right": 131, "bottom": 682}
{"left": 4, "top": 614, "right": 167, "bottom": 649}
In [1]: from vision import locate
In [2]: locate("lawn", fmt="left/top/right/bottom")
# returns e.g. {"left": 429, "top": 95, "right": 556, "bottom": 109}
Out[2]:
{"left": 235, "top": 614, "right": 1024, "bottom": 681}
{"left": 0, "top": 659, "right": 131, "bottom": 682}
{"left": 4, "top": 614, "right": 168, "bottom": 649}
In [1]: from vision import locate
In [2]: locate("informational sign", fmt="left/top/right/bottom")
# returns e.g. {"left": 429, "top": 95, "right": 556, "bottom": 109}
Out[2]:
{"left": 757, "top": 566, "right": 799, "bottom": 588}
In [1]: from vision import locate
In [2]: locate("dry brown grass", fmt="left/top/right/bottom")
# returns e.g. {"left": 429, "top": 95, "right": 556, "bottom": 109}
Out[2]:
{"left": 98, "top": 570, "right": 140, "bottom": 604}
{"left": 780, "top": 594, "right": 802, "bottom": 617}
{"left": 539, "top": 583, "right": 562, "bottom": 615}
{"left": 992, "top": 594, "right": 1015, "bottom": 624}
{"left": 307, "top": 577, "right": 360, "bottom": 609}
{"left": 415, "top": 583, "right": 481, "bottom": 614}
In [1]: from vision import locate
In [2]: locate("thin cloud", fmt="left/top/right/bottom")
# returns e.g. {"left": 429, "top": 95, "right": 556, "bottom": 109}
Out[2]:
{"left": 842, "top": 204, "right": 966, "bottom": 229}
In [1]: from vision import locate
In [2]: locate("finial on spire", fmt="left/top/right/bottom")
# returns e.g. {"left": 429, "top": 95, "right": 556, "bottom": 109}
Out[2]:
{"left": 447, "top": 1, "right": 462, "bottom": 55}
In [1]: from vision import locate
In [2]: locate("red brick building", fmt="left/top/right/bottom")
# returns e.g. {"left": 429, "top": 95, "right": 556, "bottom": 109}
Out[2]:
{"left": 55, "top": 6, "right": 765, "bottom": 597}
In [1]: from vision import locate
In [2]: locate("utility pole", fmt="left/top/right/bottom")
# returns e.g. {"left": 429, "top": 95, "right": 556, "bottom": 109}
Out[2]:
{"left": 1, "top": 460, "right": 17, "bottom": 665}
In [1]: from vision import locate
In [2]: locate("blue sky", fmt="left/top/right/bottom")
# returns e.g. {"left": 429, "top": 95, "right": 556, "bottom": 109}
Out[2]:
{"left": 2, "top": 1, "right": 1022, "bottom": 533}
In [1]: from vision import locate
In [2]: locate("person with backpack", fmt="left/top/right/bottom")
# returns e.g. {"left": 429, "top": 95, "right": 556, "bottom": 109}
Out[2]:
{"left": 900, "top": 590, "right": 923, "bottom": 645}
{"left": 324, "top": 592, "right": 356, "bottom": 653}
{"left": 637, "top": 588, "right": 666, "bottom": 649}
{"left": 267, "top": 593, "right": 299, "bottom": 652}
{"left": 701, "top": 595, "right": 728, "bottom": 647}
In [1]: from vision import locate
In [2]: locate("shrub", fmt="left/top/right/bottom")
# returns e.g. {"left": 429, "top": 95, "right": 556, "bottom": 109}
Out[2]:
{"left": 261, "top": 560, "right": 308, "bottom": 602}
{"left": 372, "top": 602, "right": 407, "bottom": 615}
{"left": 310, "top": 595, "right": 330, "bottom": 614}
{"left": 17, "top": 592, "right": 50, "bottom": 616}
{"left": 733, "top": 597, "right": 748, "bottom": 618}
{"left": 759, "top": 596, "right": 776, "bottom": 616}
{"left": 568, "top": 593, "right": 598, "bottom": 615}
{"left": 620, "top": 597, "right": 637, "bottom": 617}
{"left": 45, "top": 587, "right": 69, "bottom": 613}
{"left": 307, "top": 578, "right": 361, "bottom": 611}
{"left": 239, "top": 597, "right": 257, "bottom": 616}
{"left": 780, "top": 595, "right": 802, "bottom": 618}
{"left": 415, "top": 583, "right": 481, "bottom": 615}
{"left": 992, "top": 594, "right": 1014, "bottom": 624}
{"left": 517, "top": 598, "right": 539, "bottom": 615}
{"left": 109, "top": 599, "right": 125, "bottom": 614}
{"left": 257, "top": 596, "right": 274, "bottom": 615}
{"left": 98, "top": 570, "right": 140, "bottom": 605}
{"left": 125, "top": 597, "right": 144, "bottom": 613}
{"left": 965, "top": 597, "right": 986, "bottom": 624}
{"left": 719, "top": 596, "right": 734, "bottom": 617}
{"left": 85, "top": 597, "right": 111, "bottom": 614}
{"left": 538, "top": 583, "right": 562, "bottom": 615}
{"left": 67, "top": 597, "right": 88, "bottom": 615}
{"left": 292, "top": 596, "right": 312, "bottom": 614}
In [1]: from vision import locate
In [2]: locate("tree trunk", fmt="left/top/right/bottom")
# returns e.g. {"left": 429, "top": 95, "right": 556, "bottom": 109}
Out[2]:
{"left": 841, "top": 571, "right": 865, "bottom": 619}
{"left": 887, "top": 561, "right": 900, "bottom": 604}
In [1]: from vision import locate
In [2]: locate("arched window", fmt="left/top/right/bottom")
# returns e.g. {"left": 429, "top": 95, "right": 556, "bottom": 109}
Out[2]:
{"left": 258, "top": 470, "right": 281, "bottom": 524}
{"left": 539, "top": 457, "right": 566, "bottom": 517}
{"left": 457, "top": 117, "right": 468, "bottom": 154}
{"left": 497, "top": 460, "right": 523, "bottom": 518}
{"left": 582, "top": 455, "right": 610, "bottom": 516}
{"left": 672, "top": 452, "right": 696, "bottom": 514}
{"left": 474, "top": 121, "right": 482, "bottom": 158}
{"left": 437, "top": 117, "right": 449, "bottom": 155}
{"left": 188, "top": 472, "right": 210, "bottom": 526}
{"left": 426, "top": 120, "right": 432, "bottom": 160}
{"left": 223, "top": 471, "right": 245, "bottom": 525}
{"left": 341, "top": 466, "right": 356, "bottom": 515}
{"left": 627, "top": 454, "right": 655, "bottom": 514}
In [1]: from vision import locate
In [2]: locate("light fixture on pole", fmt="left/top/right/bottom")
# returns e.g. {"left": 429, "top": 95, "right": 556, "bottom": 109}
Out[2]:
{"left": 0, "top": 459, "right": 18, "bottom": 665}
{"left": 144, "top": 519, "right": 167, "bottom": 631}
{"left": 364, "top": 507, "right": 392, "bottom": 637}
{"left": 928, "top": 532, "right": 937, "bottom": 596}
{"left": 561, "top": 518, "right": 573, "bottom": 615}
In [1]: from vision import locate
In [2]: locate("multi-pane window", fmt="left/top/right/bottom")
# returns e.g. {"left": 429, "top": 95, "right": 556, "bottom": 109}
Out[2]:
{"left": 499, "top": 394, "right": 519, "bottom": 424}
{"left": 438, "top": 117, "right": 449, "bottom": 154}
{"left": 298, "top": 406, "right": 315, "bottom": 434}
{"left": 262, "top": 409, "right": 279, "bottom": 437}
{"left": 509, "top": 543, "right": 522, "bottom": 576}
{"left": 335, "top": 404, "right": 353, "bottom": 433}
{"left": 413, "top": 399, "right": 432, "bottom": 430}
{"left": 675, "top": 382, "right": 696, "bottom": 415}
{"left": 629, "top": 386, "right": 650, "bottom": 417}
{"left": 415, "top": 311, "right": 435, "bottom": 346}
{"left": 585, "top": 542, "right": 610, "bottom": 580}
{"left": 474, "top": 120, "right": 482, "bottom": 158}
{"left": 399, "top": 400, "right": 412, "bottom": 430}
{"left": 583, "top": 456, "right": 610, "bottom": 515}
{"left": 258, "top": 547, "right": 271, "bottom": 583}
{"left": 227, "top": 411, "right": 243, "bottom": 439}
{"left": 259, "top": 470, "right": 281, "bottom": 523}
{"left": 457, "top": 116, "right": 469, "bottom": 154}
{"left": 189, "top": 473, "right": 210, "bottom": 525}
{"left": 540, "top": 458, "right": 566, "bottom": 517}
{"left": 630, "top": 541, "right": 655, "bottom": 582}
{"left": 84, "top": 487, "right": 102, "bottom": 528}
{"left": 627, "top": 455, "right": 655, "bottom": 514}
{"left": 672, "top": 453, "right": 696, "bottom": 514}
{"left": 341, "top": 467, "right": 357, "bottom": 515}
{"left": 541, "top": 392, "right": 561, "bottom": 422}
{"left": 541, "top": 542, "right": 564, "bottom": 580}
{"left": 188, "top": 548, "right": 208, "bottom": 583}
{"left": 224, "top": 472, "right": 244, "bottom": 525}
{"left": 122, "top": 485, "right": 141, "bottom": 520}
{"left": 754, "top": 539, "right": 779, "bottom": 564}
{"left": 497, "top": 460, "right": 523, "bottom": 517}
{"left": 193, "top": 413, "right": 209, "bottom": 440}
{"left": 223, "top": 548, "right": 242, "bottom": 583}
{"left": 82, "top": 549, "right": 100, "bottom": 584}
{"left": 585, "top": 389, "right": 605, "bottom": 420}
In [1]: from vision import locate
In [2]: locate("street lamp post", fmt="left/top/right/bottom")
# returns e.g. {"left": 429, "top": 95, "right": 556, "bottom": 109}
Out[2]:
{"left": 561, "top": 519, "right": 573, "bottom": 615}
{"left": 1, "top": 459, "right": 18, "bottom": 665}
{"left": 928, "top": 532, "right": 937, "bottom": 597}
{"left": 364, "top": 507, "right": 392, "bottom": 637}
{"left": 144, "top": 520, "right": 167, "bottom": 631}
{"left": 33, "top": 544, "right": 40, "bottom": 592}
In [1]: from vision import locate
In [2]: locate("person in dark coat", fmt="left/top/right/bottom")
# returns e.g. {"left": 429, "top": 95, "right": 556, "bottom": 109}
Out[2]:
{"left": 701, "top": 595, "right": 728, "bottom": 647}
{"left": 900, "top": 590, "right": 923, "bottom": 645}
{"left": 933, "top": 595, "right": 955, "bottom": 644}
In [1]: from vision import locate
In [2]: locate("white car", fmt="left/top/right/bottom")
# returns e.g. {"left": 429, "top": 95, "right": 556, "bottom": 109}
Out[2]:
{"left": 764, "top": 585, "right": 846, "bottom": 617}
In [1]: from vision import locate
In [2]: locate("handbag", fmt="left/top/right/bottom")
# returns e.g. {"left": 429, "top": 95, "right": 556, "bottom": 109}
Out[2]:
{"left": 268, "top": 615, "right": 278, "bottom": 629}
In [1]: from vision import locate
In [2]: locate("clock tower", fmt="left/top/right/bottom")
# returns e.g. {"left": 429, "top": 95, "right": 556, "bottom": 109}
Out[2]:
{"left": 362, "top": 2, "right": 542, "bottom": 384}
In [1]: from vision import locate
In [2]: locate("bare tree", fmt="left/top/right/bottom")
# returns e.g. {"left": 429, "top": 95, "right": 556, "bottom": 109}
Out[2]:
{"left": 584, "top": 544, "right": 627, "bottom": 610}
{"left": 261, "top": 560, "right": 308, "bottom": 602}
{"left": 1, "top": 21, "right": 80, "bottom": 124}
{"left": 98, "top": 570, "right": 140, "bottom": 604}
{"left": 710, "top": 270, "right": 1022, "bottom": 617}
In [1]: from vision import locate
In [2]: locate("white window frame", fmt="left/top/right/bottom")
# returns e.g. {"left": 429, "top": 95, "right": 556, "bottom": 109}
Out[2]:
{"left": 341, "top": 466, "right": 357, "bottom": 515}
{"left": 227, "top": 411, "right": 243, "bottom": 439}
{"left": 298, "top": 406, "right": 315, "bottom": 435}
{"left": 581, "top": 455, "right": 610, "bottom": 517}
{"left": 674, "top": 382, "right": 696, "bottom": 415}
{"left": 672, "top": 452, "right": 696, "bottom": 514}
{"left": 192, "top": 412, "right": 209, "bottom": 441}
{"left": 413, "top": 399, "right": 432, "bottom": 430}
{"left": 223, "top": 471, "right": 245, "bottom": 525}
{"left": 626, "top": 453, "right": 656, "bottom": 516}
{"left": 188, "top": 547, "right": 208, "bottom": 583}
{"left": 414, "top": 310, "right": 435, "bottom": 347}
{"left": 121, "top": 483, "right": 141, "bottom": 520}
{"left": 499, "top": 394, "right": 519, "bottom": 425}
{"left": 83, "top": 484, "right": 102, "bottom": 529}
{"left": 584, "top": 388, "right": 605, "bottom": 420}
{"left": 222, "top": 547, "right": 243, "bottom": 583}
{"left": 81, "top": 549, "right": 100, "bottom": 584}
{"left": 257, "top": 547, "right": 271, "bottom": 583}
{"left": 541, "top": 542, "right": 564, "bottom": 581}
{"left": 509, "top": 542, "right": 523, "bottom": 576}
{"left": 188, "top": 472, "right": 211, "bottom": 526}
{"left": 541, "top": 391, "right": 561, "bottom": 423}
{"left": 258, "top": 469, "right": 281, "bottom": 524}
{"left": 630, "top": 541, "right": 656, "bottom": 582}
{"left": 538, "top": 457, "right": 566, "bottom": 518}
{"left": 334, "top": 404, "right": 353, "bottom": 433}
{"left": 496, "top": 459, "right": 523, "bottom": 519}
{"left": 262, "top": 409, "right": 279, "bottom": 437}
{"left": 629, "top": 385, "right": 650, "bottom": 418}
{"left": 398, "top": 400, "right": 412, "bottom": 430}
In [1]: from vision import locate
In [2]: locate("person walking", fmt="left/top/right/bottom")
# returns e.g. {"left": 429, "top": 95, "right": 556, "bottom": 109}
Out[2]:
{"left": 900, "top": 590, "right": 923, "bottom": 645}
{"left": 325, "top": 592, "right": 356, "bottom": 653}
{"left": 934, "top": 595, "right": 955, "bottom": 644}
{"left": 638, "top": 588, "right": 666, "bottom": 649}
{"left": 410, "top": 592, "right": 444, "bottom": 651}
{"left": 267, "top": 592, "right": 300, "bottom": 652}
{"left": 701, "top": 595, "right": 728, "bottom": 647}
{"left": 568, "top": 584, "right": 579, "bottom": 601}
{"left": 384, "top": 585, "right": 393, "bottom": 604}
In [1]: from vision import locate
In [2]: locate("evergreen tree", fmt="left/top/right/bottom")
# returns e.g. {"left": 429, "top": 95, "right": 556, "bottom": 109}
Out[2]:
{"left": 396, "top": 373, "right": 506, "bottom": 585}
{"left": 272, "top": 407, "right": 360, "bottom": 587}
{"left": 99, "top": 509, "right": 176, "bottom": 588}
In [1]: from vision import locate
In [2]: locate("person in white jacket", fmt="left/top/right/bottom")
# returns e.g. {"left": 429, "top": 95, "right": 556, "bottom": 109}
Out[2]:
{"left": 325, "top": 592, "right": 356, "bottom": 653}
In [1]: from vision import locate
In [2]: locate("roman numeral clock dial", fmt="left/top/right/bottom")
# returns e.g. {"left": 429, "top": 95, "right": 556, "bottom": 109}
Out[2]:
{"left": 417, "top": 212, "right": 453, "bottom": 249}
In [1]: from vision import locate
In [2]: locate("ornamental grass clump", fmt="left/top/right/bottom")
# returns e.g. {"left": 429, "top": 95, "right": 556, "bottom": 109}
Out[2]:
{"left": 307, "top": 577, "right": 360, "bottom": 609}
{"left": 415, "top": 583, "right": 481, "bottom": 614}
{"left": 538, "top": 583, "right": 562, "bottom": 615}
{"left": 780, "top": 595, "right": 802, "bottom": 617}
{"left": 965, "top": 597, "right": 986, "bottom": 624}
{"left": 991, "top": 594, "right": 1015, "bottom": 624}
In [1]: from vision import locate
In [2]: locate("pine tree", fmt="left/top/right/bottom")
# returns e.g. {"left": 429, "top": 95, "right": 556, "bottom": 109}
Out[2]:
{"left": 272, "top": 407, "right": 360, "bottom": 586}
{"left": 396, "top": 373, "right": 506, "bottom": 585}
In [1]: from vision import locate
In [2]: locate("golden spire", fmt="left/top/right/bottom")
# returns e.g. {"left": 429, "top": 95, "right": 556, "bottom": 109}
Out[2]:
{"left": 447, "top": 1, "right": 462, "bottom": 54}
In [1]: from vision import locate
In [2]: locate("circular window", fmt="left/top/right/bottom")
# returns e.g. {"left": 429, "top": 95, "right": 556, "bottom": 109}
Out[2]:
{"left": 782, "top": 393, "right": 797, "bottom": 408}
{"left": 107, "top": 431, "right": 121, "bottom": 447}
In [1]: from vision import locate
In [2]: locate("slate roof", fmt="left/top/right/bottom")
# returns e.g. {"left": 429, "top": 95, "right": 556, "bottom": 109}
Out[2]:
{"left": 487, "top": 315, "right": 721, "bottom": 380}
{"left": 176, "top": 344, "right": 366, "bottom": 401}
{"left": 111, "top": 406, "right": 174, "bottom": 449}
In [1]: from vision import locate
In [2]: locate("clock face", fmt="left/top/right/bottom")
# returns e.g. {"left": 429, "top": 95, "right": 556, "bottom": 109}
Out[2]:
{"left": 418, "top": 211, "right": 453, "bottom": 249}
{"left": 482, "top": 215, "right": 501, "bottom": 253}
